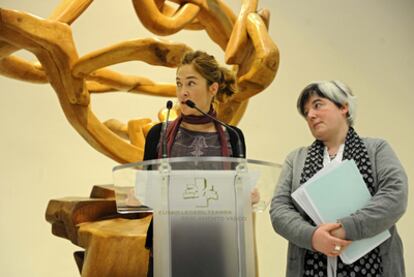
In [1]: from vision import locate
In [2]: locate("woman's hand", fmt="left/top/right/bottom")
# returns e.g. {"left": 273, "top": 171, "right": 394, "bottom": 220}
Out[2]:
{"left": 250, "top": 187, "right": 260, "bottom": 205}
{"left": 330, "top": 224, "right": 346, "bottom": 239}
{"left": 126, "top": 187, "right": 141, "bottom": 206}
{"left": 311, "top": 223, "right": 352, "bottom": 257}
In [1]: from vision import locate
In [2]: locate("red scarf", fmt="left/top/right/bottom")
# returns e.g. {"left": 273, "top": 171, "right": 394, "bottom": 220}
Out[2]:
{"left": 159, "top": 106, "right": 229, "bottom": 158}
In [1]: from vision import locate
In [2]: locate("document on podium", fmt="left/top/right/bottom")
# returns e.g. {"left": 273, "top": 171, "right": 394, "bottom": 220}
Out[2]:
{"left": 292, "top": 159, "right": 390, "bottom": 264}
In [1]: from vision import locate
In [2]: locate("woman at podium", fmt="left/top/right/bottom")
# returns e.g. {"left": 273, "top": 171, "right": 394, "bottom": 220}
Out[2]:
{"left": 143, "top": 50, "right": 246, "bottom": 161}
{"left": 143, "top": 50, "right": 247, "bottom": 277}
{"left": 270, "top": 80, "right": 407, "bottom": 277}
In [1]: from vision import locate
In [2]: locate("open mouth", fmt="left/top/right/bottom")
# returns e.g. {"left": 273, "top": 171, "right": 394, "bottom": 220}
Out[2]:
{"left": 313, "top": 122, "right": 323, "bottom": 128}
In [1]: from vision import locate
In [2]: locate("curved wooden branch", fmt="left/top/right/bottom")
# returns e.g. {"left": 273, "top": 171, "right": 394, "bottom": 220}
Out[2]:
{"left": 73, "top": 38, "right": 192, "bottom": 78}
{"left": 158, "top": 1, "right": 205, "bottom": 30}
{"left": 215, "top": 9, "right": 276, "bottom": 126}
{"left": 236, "top": 8, "right": 270, "bottom": 78}
{"left": 85, "top": 80, "right": 115, "bottom": 93}
{"left": 127, "top": 118, "right": 154, "bottom": 147}
{"left": 0, "top": 41, "right": 19, "bottom": 58}
{"left": 215, "top": 99, "right": 249, "bottom": 126}
{"left": 82, "top": 70, "right": 175, "bottom": 97}
{"left": 0, "top": 56, "right": 48, "bottom": 83}
{"left": 132, "top": 0, "right": 200, "bottom": 35}
{"left": 48, "top": 0, "right": 94, "bottom": 24}
{"left": 88, "top": 69, "right": 152, "bottom": 92}
{"left": 104, "top": 118, "right": 154, "bottom": 147}
{"left": 187, "top": 0, "right": 236, "bottom": 50}
{"left": 225, "top": 0, "right": 258, "bottom": 64}
{"left": 104, "top": 119, "right": 129, "bottom": 140}
{"left": 235, "top": 12, "right": 279, "bottom": 101}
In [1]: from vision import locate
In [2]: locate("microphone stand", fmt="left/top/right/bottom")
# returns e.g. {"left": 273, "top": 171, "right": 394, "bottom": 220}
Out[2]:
{"left": 161, "top": 100, "right": 173, "bottom": 158}
{"left": 159, "top": 101, "right": 173, "bottom": 270}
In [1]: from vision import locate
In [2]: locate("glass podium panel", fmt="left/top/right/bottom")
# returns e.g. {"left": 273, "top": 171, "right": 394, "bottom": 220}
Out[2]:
{"left": 113, "top": 157, "right": 281, "bottom": 213}
{"left": 112, "top": 157, "right": 282, "bottom": 277}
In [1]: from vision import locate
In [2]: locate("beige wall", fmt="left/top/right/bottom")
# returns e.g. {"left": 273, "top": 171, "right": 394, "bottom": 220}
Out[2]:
{"left": 0, "top": 1, "right": 412, "bottom": 276}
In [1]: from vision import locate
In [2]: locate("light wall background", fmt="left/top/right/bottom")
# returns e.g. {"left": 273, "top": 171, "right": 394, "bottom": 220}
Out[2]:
{"left": 0, "top": 1, "right": 413, "bottom": 276}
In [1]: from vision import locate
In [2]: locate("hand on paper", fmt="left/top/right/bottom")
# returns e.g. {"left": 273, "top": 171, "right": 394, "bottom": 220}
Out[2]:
{"left": 311, "top": 223, "right": 351, "bottom": 257}
{"left": 250, "top": 187, "right": 260, "bottom": 205}
{"left": 330, "top": 224, "right": 346, "bottom": 240}
{"left": 126, "top": 187, "right": 141, "bottom": 206}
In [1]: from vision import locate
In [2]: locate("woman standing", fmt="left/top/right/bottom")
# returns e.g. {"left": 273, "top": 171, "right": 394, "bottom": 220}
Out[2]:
{"left": 144, "top": 50, "right": 246, "bottom": 277}
{"left": 270, "top": 81, "right": 407, "bottom": 276}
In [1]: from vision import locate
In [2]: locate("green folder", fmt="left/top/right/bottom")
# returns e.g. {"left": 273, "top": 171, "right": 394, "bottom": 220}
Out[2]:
{"left": 292, "top": 159, "right": 390, "bottom": 264}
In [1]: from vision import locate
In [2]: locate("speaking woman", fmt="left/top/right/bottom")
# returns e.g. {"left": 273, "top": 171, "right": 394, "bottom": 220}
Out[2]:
{"left": 143, "top": 50, "right": 245, "bottom": 161}
{"left": 143, "top": 50, "right": 246, "bottom": 277}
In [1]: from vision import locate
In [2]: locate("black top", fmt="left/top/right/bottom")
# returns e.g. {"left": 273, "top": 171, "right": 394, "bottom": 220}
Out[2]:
{"left": 143, "top": 122, "right": 246, "bottom": 161}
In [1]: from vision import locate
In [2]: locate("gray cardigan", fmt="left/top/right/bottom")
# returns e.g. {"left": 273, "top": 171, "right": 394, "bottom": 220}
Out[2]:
{"left": 269, "top": 138, "right": 408, "bottom": 276}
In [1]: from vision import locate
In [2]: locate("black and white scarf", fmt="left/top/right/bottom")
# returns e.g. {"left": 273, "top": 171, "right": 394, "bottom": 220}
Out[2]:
{"left": 301, "top": 127, "right": 383, "bottom": 277}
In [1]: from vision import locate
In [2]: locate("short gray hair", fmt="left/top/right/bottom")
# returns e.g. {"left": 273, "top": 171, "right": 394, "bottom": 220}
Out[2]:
{"left": 296, "top": 80, "right": 357, "bottom": 126}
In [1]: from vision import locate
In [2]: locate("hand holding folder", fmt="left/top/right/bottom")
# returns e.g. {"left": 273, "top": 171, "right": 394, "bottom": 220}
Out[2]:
{"left": 292, "top": 159, "right": 390, "bottom": 264}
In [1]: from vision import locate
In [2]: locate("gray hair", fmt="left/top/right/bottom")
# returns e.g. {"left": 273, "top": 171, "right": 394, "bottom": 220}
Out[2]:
{"left": 296, "top": 80, "right": 357, "bottom": 126}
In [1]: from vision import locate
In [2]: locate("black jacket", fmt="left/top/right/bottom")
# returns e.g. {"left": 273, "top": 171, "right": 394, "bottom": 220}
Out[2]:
{"left": 143, "top": 122, "right": 246, "bottom": 161}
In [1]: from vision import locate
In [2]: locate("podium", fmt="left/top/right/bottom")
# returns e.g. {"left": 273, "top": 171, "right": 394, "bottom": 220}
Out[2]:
{"left": 113, "top": 157, "right": 281, "bottom": 277}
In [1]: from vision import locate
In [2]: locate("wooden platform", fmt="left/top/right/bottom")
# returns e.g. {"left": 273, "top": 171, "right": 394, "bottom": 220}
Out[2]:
{"left": 45, "top": 185, "right": 152, "bottom": 277}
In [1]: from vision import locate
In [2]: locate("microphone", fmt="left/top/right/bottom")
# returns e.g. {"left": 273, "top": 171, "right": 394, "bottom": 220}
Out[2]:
{"left": 184, "top": 100, "right": 245, "bottom": 158}
{"left": 161, "top": 100, "right": 173, "bottom": 158}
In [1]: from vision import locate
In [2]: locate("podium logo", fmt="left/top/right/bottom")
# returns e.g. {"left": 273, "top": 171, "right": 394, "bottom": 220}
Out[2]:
{"left": 183, "top": 178, "right": 218, "bottom": 208}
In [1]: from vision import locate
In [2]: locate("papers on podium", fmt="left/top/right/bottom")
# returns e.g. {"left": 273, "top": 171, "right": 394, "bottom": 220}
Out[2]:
{"left": 292, "top": 159, "right": 390, "bottom": 264}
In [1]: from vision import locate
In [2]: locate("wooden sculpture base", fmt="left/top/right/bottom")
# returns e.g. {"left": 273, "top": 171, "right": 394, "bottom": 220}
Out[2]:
{"left": 45, "top": 185, "right": 152, "bottom": 277}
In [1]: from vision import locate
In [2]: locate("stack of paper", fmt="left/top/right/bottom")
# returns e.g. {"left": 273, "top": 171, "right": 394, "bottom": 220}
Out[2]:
{"left": 292, "top": 159, "right": 390, "bottom": 264}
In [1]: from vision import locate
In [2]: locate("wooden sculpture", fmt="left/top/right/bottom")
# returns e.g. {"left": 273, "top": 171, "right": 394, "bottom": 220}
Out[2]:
{"left": 45, "top": 185, "right": 153, "bottom": 276}
{"left": 0, "top": 0, "right": 279, "bottom": 164}
{"left": 1, "top": 1, "right": 279, "bottom": 276}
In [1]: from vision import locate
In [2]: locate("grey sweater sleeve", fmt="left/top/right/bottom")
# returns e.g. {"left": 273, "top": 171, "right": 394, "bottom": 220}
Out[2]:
{"left": 269, "top": 149, "right": 317, "bottom": 250}
{"left": 338, "top": 138, "right": 408, "bottom": 240}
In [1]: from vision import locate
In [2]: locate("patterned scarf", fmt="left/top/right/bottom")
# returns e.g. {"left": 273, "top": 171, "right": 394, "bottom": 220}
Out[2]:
{"left": 158, "top": 106, "right": 229, "bottom": 158}
{"left": 301, "top": 127, "right": 383, "bottom": 276}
